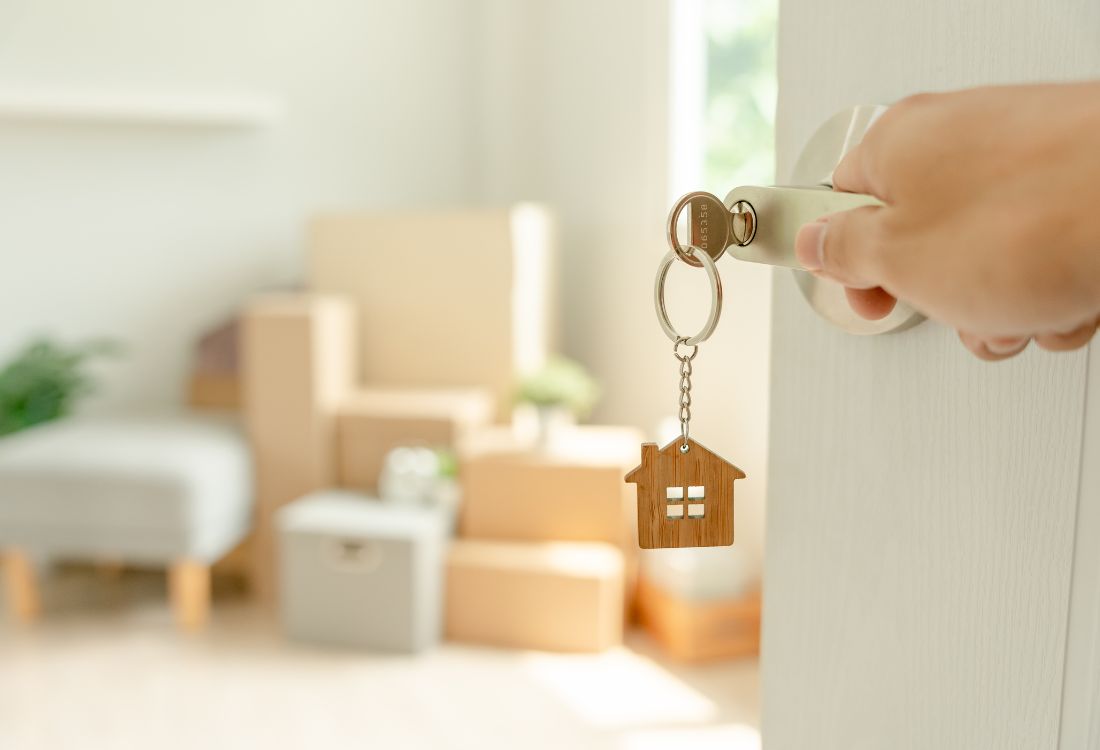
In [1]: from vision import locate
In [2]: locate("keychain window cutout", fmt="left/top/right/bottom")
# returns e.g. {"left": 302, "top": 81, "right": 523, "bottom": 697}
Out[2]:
{"left": 664, "top": 485, "right": 708, "bottom": 520}
{"left": 687, "top": 486, "right": 706, "bottom": 518}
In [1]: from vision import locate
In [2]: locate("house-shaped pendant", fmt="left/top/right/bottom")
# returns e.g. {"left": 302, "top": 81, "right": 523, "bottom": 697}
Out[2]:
{"left": 624, "top": 437, "right": 746, "bottom": 549}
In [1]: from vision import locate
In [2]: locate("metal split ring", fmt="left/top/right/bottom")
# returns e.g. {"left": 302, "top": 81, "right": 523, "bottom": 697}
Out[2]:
{"left": 654, "top": 245, "right": 723, "bottom": 346}
{"left": 673, "top": 337, "right": 699, "bottom": 361}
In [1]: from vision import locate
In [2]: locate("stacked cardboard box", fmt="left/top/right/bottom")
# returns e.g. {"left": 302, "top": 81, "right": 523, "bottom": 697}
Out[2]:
{"left": 308, "top": 207, "right": 557, "bottom": 420}
{"left": 445, "top": 539, "right": 623, "bottom": 652}
{"left": 445, "top": 425, "right": 643, "bottom": 652}
{"left": 458, "top": 426, "right": 640, "bottom": 549}
{"left": 335, "top": 388, "right": 493, "bottom": 493}
{"left": 239, "top": 206, "right": 560, "bottom": 610}
{"left": 635, "top": 575, "right": 761, "bottom": 662}
{"left": 242, "top": 293, "right": 358, "bottom": 603}
{"left": 187, "top": 317, "right": 242, "bottom": 411}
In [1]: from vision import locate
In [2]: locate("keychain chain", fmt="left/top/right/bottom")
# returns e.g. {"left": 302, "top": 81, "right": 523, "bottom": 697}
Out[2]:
{"left": 674, "top": 338, "right": 698, "bottom": 453}
{"left": 655, "top": 240, "right": 718, "bottom": 457}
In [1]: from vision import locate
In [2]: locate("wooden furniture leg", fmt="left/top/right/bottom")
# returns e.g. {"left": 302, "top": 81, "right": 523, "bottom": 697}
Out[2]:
{"left": 2, "top": 550, "right": 41, "bottom": 624}
{"left": 169, "top": 560, "right": 210, "bottom": 632}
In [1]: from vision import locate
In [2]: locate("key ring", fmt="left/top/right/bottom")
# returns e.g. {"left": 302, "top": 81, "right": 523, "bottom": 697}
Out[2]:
{"left": 653, "top": 244, "right": 723, "bottom": 346}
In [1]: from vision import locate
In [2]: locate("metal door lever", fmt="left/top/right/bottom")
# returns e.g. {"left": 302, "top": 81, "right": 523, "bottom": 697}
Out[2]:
{"left": 669, "top": 105, "right": 923, "bottom": 335}
{"left": 721, "top": 185, "right": 882, "bottom": 268}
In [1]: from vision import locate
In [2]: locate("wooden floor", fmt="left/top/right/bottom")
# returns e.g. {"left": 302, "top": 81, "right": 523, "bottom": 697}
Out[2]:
{"left": 0, "top": 566, "right": 760, "bottom": 750}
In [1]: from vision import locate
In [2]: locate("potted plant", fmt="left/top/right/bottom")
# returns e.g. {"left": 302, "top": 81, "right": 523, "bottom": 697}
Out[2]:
{"left": 516, "top": 356, "right": 600, "bottom": 449}
{"left": 0, "top": 338, "right": 120, "bottom": 437}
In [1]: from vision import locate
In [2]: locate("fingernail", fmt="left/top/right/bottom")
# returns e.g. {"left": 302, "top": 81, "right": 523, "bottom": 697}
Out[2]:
{"left": 795, "top": 221, "right": 826, "bottom": 271}
{"left": 985, "top": 337, "right": 1029, "bottom": 354}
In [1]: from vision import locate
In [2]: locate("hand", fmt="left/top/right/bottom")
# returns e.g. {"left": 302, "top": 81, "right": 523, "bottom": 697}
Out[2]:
{"left": 794, "top": 83, "right": 1100, "bottom": 360}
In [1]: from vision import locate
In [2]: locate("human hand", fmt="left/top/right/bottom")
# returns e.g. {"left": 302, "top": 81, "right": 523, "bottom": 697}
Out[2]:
{"left": 794, "top": 83, "right": 1100, "bottom": 360}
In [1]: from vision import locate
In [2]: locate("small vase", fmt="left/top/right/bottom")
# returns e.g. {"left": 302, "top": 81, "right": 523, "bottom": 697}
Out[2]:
{"left": 534, "top": 405, "right": 574, "bottom": 452}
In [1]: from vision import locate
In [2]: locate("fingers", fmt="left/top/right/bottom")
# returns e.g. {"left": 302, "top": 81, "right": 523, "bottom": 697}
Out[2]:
{"left": 958, "top": 332, "right": 1030, "bottom": 361}
{"left": 957, "top": 323, "right": 1099, "bottom": 361}
{"left": 1034, "top": 318, "right": 1099, "bottom": 351}
{"left": 794, "top": 206, "right": 888, "bottom": 289}
{"left": 795, "top": 207, "right": 898, "bottom": 322}
{"left": 845, "top": 286, "right": 897, "bottom": 320}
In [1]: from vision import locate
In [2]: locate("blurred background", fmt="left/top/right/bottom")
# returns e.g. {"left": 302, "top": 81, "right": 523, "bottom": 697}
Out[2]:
{"left": 0, "top": 1, "right": 776, "bottom": 748}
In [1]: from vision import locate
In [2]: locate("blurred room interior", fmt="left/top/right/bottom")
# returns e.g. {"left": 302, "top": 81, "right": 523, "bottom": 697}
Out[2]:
{"left": 0, "top": 1, "right": 776, "bottom": 748}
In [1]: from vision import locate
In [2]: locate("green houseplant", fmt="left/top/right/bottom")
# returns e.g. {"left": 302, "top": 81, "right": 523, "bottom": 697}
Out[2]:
{"left": 516, "top": 357, "right": 600, "bottom": 447}
{"left": 0, "top": 338, "right": 120, "bottom": 437}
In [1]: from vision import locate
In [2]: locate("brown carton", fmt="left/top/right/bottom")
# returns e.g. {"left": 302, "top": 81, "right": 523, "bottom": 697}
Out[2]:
{"left": 242, "top": 293, "right": 357, "bottom": 602}
{"left": 336, "top": 387, "right": 493, "bottom": 492}
{"left": 458, "top": 426, "right": 643, "bottom": 549}
{"left": 635, "top": 574, "right": 761, "bottom": 662}
{"left": 308, "top": 207, "right": 557, "bottom": 420}
{"left": 445, "top": 539, "right": 624, "bottom": 652}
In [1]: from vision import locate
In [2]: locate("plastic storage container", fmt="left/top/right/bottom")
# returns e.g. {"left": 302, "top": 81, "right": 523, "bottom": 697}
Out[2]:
{"left": 277, "top": 490, "right": 447, "bottom": 651}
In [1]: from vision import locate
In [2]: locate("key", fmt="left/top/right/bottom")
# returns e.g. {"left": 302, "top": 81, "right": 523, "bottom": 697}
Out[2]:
{"left": 667, "top": 191, "right": 756, "bottom": 267}
{"left": 668, "top": 187, "right": 882, "bottom": 269}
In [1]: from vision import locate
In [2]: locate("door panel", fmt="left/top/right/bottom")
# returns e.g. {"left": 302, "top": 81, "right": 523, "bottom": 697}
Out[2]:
{"left": 763, "top": 2, "right": 1100, "bottom": 748}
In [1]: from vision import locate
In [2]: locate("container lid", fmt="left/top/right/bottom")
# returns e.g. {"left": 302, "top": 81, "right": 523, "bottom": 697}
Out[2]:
{"left": 276, "top": 490, "right": 447, "bottom": 538}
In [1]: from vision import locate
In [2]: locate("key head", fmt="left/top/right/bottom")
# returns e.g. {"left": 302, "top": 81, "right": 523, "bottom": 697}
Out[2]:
{"left": 667, "top": 191, "right": 730, "bottom": 266}
{"left": 667, "top": 191, "right": 733, "bottom": 266}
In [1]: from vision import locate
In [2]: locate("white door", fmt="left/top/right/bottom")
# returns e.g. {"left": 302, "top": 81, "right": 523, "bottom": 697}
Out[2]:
{"left": 762, "top": 2, "right": 1100, "bottom": 748}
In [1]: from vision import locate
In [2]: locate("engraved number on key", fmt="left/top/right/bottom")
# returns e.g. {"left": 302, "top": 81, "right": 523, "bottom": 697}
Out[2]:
{"left": 667, "top": 191, "right": 756, "bottom": 267}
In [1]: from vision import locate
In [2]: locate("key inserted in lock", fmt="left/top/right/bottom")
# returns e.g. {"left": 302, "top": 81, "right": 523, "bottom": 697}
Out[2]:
{"left": 668, "top": 104, "right": 923, "bottom": 335}
{"left": 672, "top": 187, "right": 882, "bottom": 269}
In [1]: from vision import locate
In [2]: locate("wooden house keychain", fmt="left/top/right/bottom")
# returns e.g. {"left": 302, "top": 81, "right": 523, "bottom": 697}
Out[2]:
{"left": 625, "top": 192, "right": 747, "bottom": 549}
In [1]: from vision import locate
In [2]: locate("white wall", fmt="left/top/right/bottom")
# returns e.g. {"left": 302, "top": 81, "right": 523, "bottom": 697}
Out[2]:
{"left": 0, "top": 0, "right": 479, "bottom": 408}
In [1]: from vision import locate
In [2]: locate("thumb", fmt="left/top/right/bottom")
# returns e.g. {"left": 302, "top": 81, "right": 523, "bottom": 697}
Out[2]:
{"left": 795, "top": 205, "right": 886, "bottom": 288}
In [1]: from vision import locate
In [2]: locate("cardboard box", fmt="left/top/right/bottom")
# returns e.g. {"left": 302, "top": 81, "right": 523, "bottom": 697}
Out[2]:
{"left": 187, "top": 373, "right": 241, "bottom": 411}
{"left": 187, "top": 317, "right": 242, "bottom": 410}
{"left": 445, "top": 539, "right": 623, "bottom": 652}
{"left": 308, "top": 207, "right": 557, "bottom": 419}
{"left": 242, "top": 293, "right": 357, "bottom": 602}
{"left": 336, "top": 388, "right": 493, "bottom": 492}
{"left": 458, "top": 425, "right": 643, "bottom": 548}
{"left": 635, "top": 574, "right": 761, "bottom": 662}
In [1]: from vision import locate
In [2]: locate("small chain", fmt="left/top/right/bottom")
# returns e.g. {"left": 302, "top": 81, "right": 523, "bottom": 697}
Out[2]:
{"left": 674, "top": 338, "right": 698, "bottom": 452}
{"left": 679, "top": 357, "right": 692, "bottom": 437}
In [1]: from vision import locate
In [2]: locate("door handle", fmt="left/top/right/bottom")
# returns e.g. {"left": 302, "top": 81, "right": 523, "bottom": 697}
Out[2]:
{"left": 672, "top": 105, "right": 923, "bottom": 336}
{"left": 721, "top": 185, "right": 883, "bottom": 269}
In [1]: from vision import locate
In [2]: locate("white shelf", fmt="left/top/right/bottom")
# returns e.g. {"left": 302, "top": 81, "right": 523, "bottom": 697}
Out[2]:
{"left": 0, "top": 90, "right": 284, "bottom": 128}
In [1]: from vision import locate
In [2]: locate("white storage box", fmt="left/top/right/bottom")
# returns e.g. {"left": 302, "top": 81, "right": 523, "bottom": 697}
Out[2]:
{"left": 276, "top": 491, "right": 447, "bottom": 652}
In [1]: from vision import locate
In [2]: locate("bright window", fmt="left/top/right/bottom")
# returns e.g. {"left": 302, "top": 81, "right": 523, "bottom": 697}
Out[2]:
{"left": 669, "top": 0, "right": 777, "bottom": 196}
{"left": 703, "top": 0, "right": 778, "bottom": 188}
